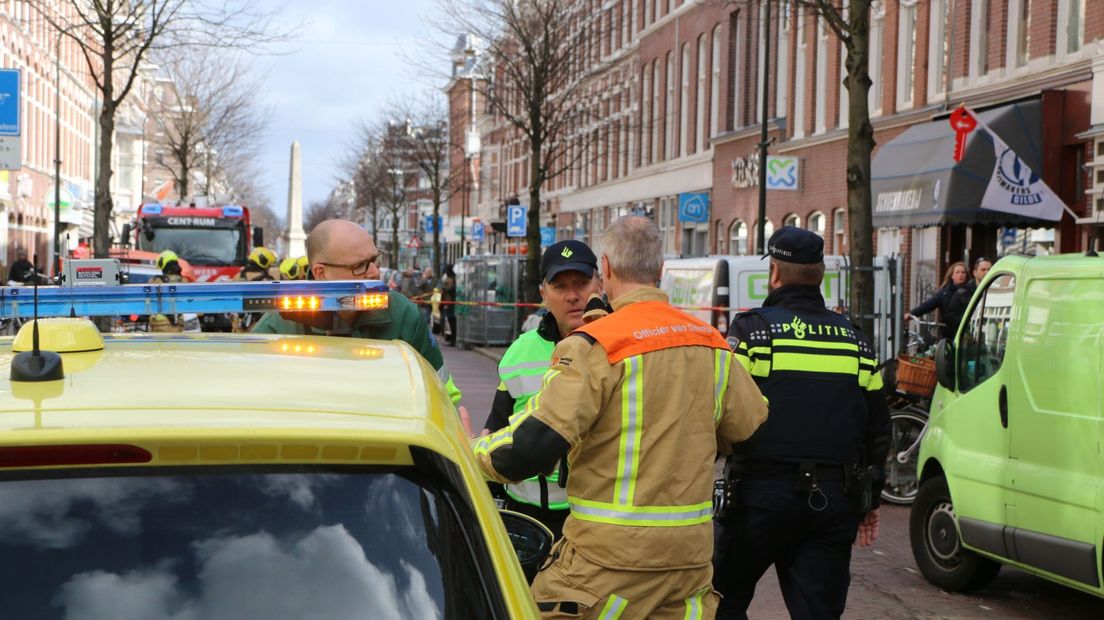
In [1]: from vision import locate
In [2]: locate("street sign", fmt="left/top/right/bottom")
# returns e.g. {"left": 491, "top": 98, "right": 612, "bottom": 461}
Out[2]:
{"left": 407, "top": 236, "right": 422, "bottom": 249}
{"left": 0, "top": 69, "right": 21, "bottom": 170}
{"left": 472, "top": 220, "right": 485, "bottom": 242}
{"left": 677, "top": 192, "right": 710, "bottom": 223}
{"left": 540, "top": 227, "right": 556, "bottom": 247}
{"left": 423, "top": 215, "right": 443, "bottom": 234}
{"left": 1000, "top": 227, "right": 1018, "bottom": 246}
{"left": 765, "top": 156, "right": 799, "bottom": 191}
{"left": 507, "top": 204, "right": 527, "bottom": 237}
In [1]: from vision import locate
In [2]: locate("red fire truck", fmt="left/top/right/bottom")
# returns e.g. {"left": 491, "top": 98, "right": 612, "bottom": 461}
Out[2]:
{"left": 123, "top": 203, "right": 263, "bottom": 282}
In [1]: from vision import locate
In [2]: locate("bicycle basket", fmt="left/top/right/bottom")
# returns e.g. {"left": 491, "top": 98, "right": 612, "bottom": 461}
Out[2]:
{"left": 895, "top": 354, "right": 937, "bottom": 398}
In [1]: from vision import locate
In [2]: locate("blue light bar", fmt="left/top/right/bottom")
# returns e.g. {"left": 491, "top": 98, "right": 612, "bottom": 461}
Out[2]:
{"left": 221, "top": 205, "right": 244, "bottom": 217}
{"left": 141, "top": 203, "right": 163, "bottom": 215}
{"left": 0, "top": 280, "right": 389, "bottom": 319}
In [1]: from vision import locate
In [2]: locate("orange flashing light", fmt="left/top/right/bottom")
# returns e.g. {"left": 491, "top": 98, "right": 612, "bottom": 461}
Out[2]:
{"left": 357, "top": 293, "right": 388, "bottom": 310}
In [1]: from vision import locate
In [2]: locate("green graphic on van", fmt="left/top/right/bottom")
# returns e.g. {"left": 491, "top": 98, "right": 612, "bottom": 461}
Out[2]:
{"left": 746, "top": 272, "right": 842, "bottom": 301}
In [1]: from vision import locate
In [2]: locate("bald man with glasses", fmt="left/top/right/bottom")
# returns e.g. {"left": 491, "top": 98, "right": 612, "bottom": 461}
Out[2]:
{"left": 252, "top": 219, "right": 462, "bottom": 404}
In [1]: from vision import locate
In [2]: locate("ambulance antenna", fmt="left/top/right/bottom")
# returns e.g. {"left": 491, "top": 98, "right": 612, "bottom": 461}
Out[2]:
{"left": 10, "top": 255, "right": 64, "bottom": 381}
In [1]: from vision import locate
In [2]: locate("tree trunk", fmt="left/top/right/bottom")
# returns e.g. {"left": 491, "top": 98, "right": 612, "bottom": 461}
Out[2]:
{"left": 179, "top": 163, "right": 190, "bottom": 201}
{"left": 93, "top": 102, "right": 116, "bottom": 258}
{"left": 524, "top": 137, "right": 542, "bottom": 304}
{"left": 844, "top": 1, "right": 875, "bottom": 338}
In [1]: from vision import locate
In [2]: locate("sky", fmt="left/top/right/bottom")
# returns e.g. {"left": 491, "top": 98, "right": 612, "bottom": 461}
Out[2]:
{"left": 253, "top": 0, "right": 440, "bottom": 220}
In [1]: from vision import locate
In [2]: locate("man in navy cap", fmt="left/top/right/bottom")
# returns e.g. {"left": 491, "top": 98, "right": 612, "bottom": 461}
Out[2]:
{"left": 482, "top": 239, "right": 603, "bottom": 546}
{"left": 712, "top": 227, "right": 891, "bottom": 619}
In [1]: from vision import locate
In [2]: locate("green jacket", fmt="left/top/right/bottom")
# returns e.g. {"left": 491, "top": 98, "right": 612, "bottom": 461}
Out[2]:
{"left": 252, "top": 291, "right": 461, "bottom": 404}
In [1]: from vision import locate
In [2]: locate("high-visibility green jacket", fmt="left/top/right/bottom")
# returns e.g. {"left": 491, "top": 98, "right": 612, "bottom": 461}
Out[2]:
{"left": 487, "top": 312, "right": 567, "bottom": 510}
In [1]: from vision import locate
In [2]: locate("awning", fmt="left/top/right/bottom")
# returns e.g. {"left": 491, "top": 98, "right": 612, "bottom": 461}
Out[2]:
{"left": 872, "top": 98, "right": 1052, "bottom": 228}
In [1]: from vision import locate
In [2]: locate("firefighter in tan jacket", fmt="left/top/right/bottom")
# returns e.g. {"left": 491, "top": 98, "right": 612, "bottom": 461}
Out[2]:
{"left": 471, "top": 216, "right": 768, "bottom": 619}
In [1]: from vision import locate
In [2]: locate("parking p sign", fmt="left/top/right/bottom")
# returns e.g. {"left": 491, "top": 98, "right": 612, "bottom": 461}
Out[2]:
{"left": 507, "top": 204, "right": 527, "bottom": 237}
{"left": 0, "top": 69, "right": 21, "bottom": 170}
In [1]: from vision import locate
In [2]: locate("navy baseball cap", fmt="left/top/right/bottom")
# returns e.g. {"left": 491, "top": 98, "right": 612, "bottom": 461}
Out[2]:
{"left": 763, "top": 226, "right": 824, "bottom": 264}
{"left": 541, "top": 240, "right": 598, "bottom": 282}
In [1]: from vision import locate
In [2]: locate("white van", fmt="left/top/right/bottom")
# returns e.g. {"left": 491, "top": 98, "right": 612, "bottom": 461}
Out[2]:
{"left": 660, "top": 255, "right": 899, "bottom": 359}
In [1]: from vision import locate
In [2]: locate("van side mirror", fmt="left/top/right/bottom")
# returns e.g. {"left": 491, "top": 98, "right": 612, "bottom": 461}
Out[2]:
{"left": 934, "top": 339, "right": 955, "bottom": 391}
{"left": 253, "top": 226, "right": 264, "bottom": 249}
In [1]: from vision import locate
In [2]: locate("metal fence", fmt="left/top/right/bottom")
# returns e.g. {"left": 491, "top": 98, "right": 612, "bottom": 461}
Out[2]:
{"left": 455, "top": 254, "right": 529, "bottom": 348}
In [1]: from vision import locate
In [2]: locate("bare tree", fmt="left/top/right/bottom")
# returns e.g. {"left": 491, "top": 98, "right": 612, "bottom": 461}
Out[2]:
{"left": 220, "top": 161, "right": 283, "bottom": 250}
{"left": 148, "top": 47, "right": 269, "bottom": 202}
{"left": 30, "top": 0, "right": 292, "bottom": 258}
{"left": 304, "top": 198, "right": 344, "bottom": 234}
{"left": 438, "top": 0, "right": 604, "bottom": 302}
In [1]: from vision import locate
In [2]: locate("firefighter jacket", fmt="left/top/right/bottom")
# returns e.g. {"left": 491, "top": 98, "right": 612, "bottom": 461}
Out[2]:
{"left": 473, "top": 286, "right": 768, "bottom": 570}
{"left": 485, "top": 312, "right": 567, "bottom": 510}
{"left": 727, "top": 285, "right": 891, "bottom": 500}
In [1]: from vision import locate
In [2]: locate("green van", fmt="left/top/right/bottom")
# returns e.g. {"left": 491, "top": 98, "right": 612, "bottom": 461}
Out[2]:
{"left": 910, "top": 252, "right": 1104, "bottom": 595}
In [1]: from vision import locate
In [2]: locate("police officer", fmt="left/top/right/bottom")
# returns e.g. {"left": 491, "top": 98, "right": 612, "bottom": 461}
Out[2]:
{"left": 712, "top": 227, "right": 891, "bottom": 619}
{"left": 467, "top": 216, "right": 767, "bottom": 618}
{"left": 483, "top": 239, "right": 603, "bottom": 540}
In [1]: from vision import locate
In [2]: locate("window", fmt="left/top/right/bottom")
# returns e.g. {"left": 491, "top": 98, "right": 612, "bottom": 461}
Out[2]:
{"left": 716, "top": 220, "right": 726, "bottom": 253}
{"left": 696, "top": 34, "right": 707, "bottom": 153}
{"left": 815, "top": 15, "right": 828, "bottom": 133}
{"left": 1062, "top": 0, "right": 1085, "bottom": 55}
{"left": 833, "top": 208, "right": 846, "bottom": 253}
{"left": 753, "top": 219, "right": 774, "bottom": 252}
{"left": 641, "top": 64, "right": 652, "bottom": 166}
{"left": 1014, "top": 0, "right": 1031, "bottom": 67}
{"left": 896, "top": 0, "right": 916, "bottom": 108}
{"left": 793, "top": 6, "right": 807, "bottom": 138}
{"left": 680, "top": 43, "right": 690, "bottom": 157}
{"left": 928, "top": 0, "right": 948, "bottom": 98}
{"left": 652, "top": 60, "right": 661, "bottom": 163}
{"left": 838, "top": 0, "right": 850, "bottom": 129}
{"left": 776, "top": 0, "right": 790, "bottom": 120}
{"left": 958, "top": 273, "right": 1016, "bottom": 391}
{"left": 808, "top": 211, "right": 825, "bottom": 237}
{"left": 0, "top": 467, "right": 497, "bottom": 619}
{"left": 727, "top": 12, "right": 743, "bottom": 131}
{"left": 666, "top": 51, "right": 675, "bottom": 160}
{"left": 729, "top": 220, "right": 748, "bottom": 255}
{"left": 756, "top": 1, "right": 767, "bottom": 124}
{"left": 659, "top": 197, "right": 677, "bottom": 255}
{"left": 711, "top": 25, "right": 721, "bottom": 138}
{"left": 975, "top": 0, "right": 989, "bottom": 75}
{"left": 869, "top": 1, "right": 884, "bottom": 115}
{"left": 783, "top": 213, "right": 801, "bottom": 228}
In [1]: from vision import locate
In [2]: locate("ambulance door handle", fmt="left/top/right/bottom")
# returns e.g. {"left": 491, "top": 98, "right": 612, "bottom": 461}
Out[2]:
{"left": 998, "top": 385, "right": 1008, "bottom": 429}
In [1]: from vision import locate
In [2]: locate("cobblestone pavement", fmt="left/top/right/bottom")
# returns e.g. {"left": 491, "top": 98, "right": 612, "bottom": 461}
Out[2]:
{"left": 443, "top": 344, "right": 1104, "bottom": 619}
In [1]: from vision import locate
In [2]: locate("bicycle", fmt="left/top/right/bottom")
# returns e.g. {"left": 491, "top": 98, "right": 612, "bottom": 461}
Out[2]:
{"left": 880, "top": 318, "right": 942, "bottom": 505}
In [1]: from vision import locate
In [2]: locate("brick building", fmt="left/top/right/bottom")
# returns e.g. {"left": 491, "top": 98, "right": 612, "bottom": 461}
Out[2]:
{"left": 449, "top": 0, "right": 1103, "bottom": 303}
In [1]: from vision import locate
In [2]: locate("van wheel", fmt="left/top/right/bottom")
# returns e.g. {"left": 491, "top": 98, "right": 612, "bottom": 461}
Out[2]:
{"left": 909, "top": 475, "right": 1001, "bottom": 591}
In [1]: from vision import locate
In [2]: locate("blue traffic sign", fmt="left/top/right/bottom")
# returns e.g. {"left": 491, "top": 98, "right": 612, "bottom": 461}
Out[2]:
{"left": 507, "top": 204, "right": 528, "bottom": 237}
{"left": 472, "top": 220, "right": 485, "bottom": 242}
{"left": 423, "top": 215, "right": 443, "bottom": 233}
{"left": 0, "top": 69, "right": 19, "bottom": 137}
{"left": 540, "top": 227, "right": 556, "bottom": 247}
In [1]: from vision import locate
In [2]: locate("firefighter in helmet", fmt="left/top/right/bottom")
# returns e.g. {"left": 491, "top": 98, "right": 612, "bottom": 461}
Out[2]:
{"left": 149, "top": 251, "right": 185, "bottom": 332}
{"left": 239, "top": 247, "right": 278, "bottom": 281}
{"left": 279, "top": 256, "right": 308, "bottom": 280}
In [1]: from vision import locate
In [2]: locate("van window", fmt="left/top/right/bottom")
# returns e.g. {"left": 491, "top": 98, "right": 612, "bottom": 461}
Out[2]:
{"left": 958, "top": 273, "right": 1016, "bottom": 391}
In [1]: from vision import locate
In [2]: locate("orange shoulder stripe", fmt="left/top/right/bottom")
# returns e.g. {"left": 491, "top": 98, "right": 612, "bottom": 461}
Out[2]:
{"left": 576, "top": 301, "right": 729, "bottom": 364}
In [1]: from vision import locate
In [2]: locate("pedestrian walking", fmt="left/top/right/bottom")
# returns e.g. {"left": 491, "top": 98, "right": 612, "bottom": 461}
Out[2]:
{"left": 483, "top": 239, "right": 603, "bottom": 542}
{"left": 905, "top": 261, "right": 967, "bottom": 339}
{"left": 712, "top": 226, "right": 891, "bottom": 620}
{"left": 250, "top": 219, "right": 462, "bottom": 405}
{"left": 465, "top": 216, "right": 768, "bottom": 618}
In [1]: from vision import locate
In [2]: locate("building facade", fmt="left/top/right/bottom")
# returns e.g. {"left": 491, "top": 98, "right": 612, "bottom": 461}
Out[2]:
{"left": 451, "top": 0, "right": 1104, "bottom": 306}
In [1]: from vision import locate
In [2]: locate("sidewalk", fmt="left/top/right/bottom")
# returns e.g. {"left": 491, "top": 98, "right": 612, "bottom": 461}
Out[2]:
{"left": 471, "top": 346, "right": 506, "bottom": 363}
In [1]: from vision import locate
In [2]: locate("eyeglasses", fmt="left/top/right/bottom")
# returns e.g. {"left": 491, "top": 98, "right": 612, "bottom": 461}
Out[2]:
{"left": 318, "top": 253, "right": 384, "bottom": 277}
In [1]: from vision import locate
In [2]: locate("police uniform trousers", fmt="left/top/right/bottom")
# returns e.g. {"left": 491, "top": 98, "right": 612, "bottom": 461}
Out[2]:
{"left": 533, "top": 538, "right": 718, "bottom": 619}
{"left": 713, "top": 479, "right": 862, "bottom": 620}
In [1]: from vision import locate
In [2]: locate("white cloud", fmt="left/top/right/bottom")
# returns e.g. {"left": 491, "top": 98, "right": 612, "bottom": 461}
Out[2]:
{"left": 257, "top": 474, "right": 335, "bottom": 510}
{"left": 0, "top": 478, "right": 185, "bottom": 549}
{"left": 58, "top": 525, "right": 441, "bottom": 620}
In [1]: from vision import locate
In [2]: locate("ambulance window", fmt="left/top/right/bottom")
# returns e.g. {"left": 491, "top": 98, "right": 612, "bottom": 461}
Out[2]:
{"left": 958, "top": 273, "right": 1016, "bottom": 392}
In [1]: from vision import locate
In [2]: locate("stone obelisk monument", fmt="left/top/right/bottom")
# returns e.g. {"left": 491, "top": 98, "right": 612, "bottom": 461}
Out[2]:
{"left": 284, "top": 141, "right": 307, "bottom": 257}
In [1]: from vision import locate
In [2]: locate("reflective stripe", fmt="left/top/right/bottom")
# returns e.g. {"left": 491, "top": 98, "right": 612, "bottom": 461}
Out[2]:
{"left": 599, "top": 594, "right": 628, "bottom": 619}
{"left": 505, "top": 476, "right": 569, "bottom": 510}
{"left": 744, "top": 345, "right": 772, "bottom": 377}
{"left": 569, "top": 497, "right": 713, "bottom": 527}
{"left": 713, "top": 349, "right": 731, "bottom": 424}
{"left": 499, "top": 359, "right": 552, "bottom": 376}
{"left": 773, "top": 338, "right": 858, "bottom": 352}
{"left": 683, "top": 588, "right": 707, "bottom": 620}
{"left": 503, "top": 373, "right": 545, "bottom": 398}
{"left": 772, "top": 351, "right": 859, "bottom": 375}
{"left": 616, "top": 355, "right": 643, "bottom": 505}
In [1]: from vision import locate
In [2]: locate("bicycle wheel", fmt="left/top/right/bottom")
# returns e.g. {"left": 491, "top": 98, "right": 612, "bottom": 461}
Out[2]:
{"left": 881, "top": 408, "right": 928, "bottom": 505}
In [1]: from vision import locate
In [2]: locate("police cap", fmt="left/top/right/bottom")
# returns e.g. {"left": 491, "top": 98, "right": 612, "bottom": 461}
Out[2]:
{"left": 541, "top": 240, "right": 598, "bottom": 282}
{"left": 764, "top": 226, "right": 824, "bottom": 264}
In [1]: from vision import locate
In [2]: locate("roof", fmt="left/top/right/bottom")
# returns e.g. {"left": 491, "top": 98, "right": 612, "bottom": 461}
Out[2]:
{"left": 0, "top": 333, "right": 449, "bottom": 437}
